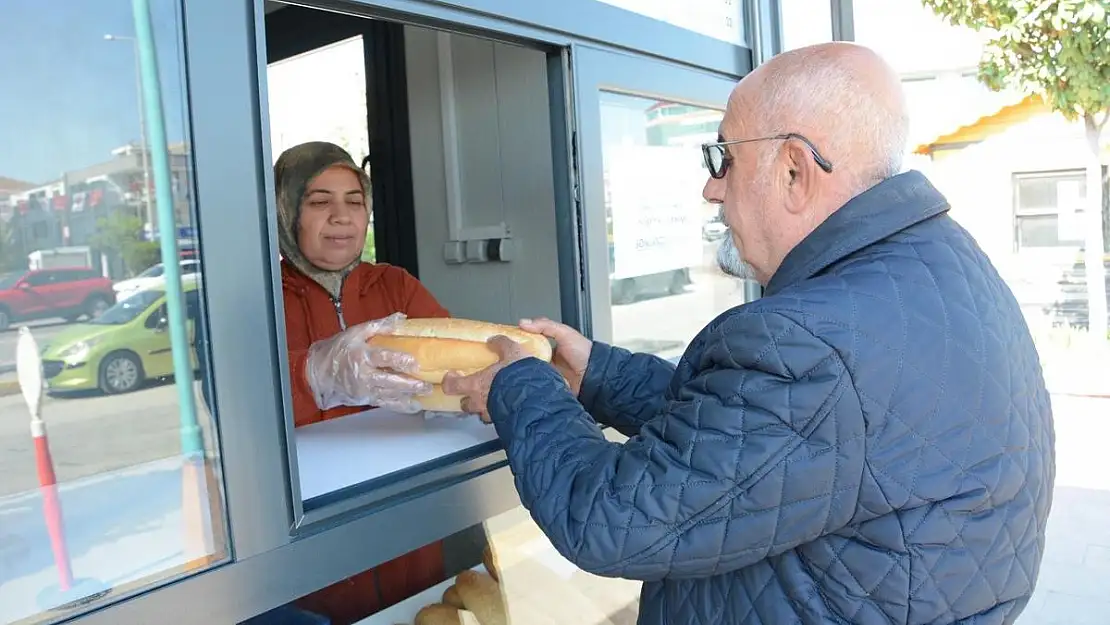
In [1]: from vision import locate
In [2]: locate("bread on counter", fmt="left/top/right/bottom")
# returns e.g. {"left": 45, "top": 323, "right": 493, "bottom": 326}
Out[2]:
{"left": 413, "top": 603, "right": 464, "bottom": 625}
{"left": 454, "top": 570, "right": 507, "bottom": 625}
{"left": 442, "top": 584, "right": 465, "bottom": 609}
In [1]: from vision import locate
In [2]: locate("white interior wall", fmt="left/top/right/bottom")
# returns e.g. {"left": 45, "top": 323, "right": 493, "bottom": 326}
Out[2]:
{"left": 404, "top": 27, "right": 563, "bottom": 325}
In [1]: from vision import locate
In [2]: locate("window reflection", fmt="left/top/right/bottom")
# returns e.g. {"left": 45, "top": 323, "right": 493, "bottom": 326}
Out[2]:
{"left": 599, "top": 92, "right": 743, "bottom": 361}
{"left": 0, "top": 1, "right": 228, "bottom": 623}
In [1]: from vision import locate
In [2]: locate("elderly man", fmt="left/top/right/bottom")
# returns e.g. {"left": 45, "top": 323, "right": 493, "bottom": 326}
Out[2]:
{"left": 444, "top": 42, "right": 1055, "bottom": 624}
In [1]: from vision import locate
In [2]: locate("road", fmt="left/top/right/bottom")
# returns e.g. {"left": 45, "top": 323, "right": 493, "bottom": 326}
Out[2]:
{"left": 0, "top": 383, "right": 187, "bottom": 496}
{"left": 0, "top": 320, "right": 70, "bottom": 375}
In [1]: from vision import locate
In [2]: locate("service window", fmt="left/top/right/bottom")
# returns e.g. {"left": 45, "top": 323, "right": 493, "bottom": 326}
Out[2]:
{"left": 0, "top": 1, "right": 229, "bottom": 623}
{"left": 262, "top": 5, "right": 569, "bottom": 514}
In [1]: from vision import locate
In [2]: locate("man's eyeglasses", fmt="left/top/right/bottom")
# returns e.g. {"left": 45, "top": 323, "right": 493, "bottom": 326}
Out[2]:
{"left": 701, "top": 133, "right": 834, "bottom": 179}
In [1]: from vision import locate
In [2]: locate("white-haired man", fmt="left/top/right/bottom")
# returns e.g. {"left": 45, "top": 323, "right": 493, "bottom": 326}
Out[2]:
{"left": 445, "top": 42, "right": 1055, "bottom": 624}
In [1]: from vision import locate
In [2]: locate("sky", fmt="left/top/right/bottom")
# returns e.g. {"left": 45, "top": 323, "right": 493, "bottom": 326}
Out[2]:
{"left": 0, "top": 0, "right": 188, "bottom": 185}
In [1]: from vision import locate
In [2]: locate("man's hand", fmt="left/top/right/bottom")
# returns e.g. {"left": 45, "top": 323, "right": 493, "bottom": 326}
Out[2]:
{"left": 442, "top": 317, "right": 593, "bottom": 423}
{"left": 442, "top": 335, "right": 530, "bottom": 422}
{"left": 519, "top": 317, "right": 592, "bottom": 397}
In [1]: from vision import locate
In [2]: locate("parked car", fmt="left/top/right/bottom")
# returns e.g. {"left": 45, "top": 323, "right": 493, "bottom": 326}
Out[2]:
{"left": 113, "top": 259, "right": 201, "bottom": 302}
{"left": 41, "top": 276, "right": 201, "bottom": 395}
{"left": 0, "top": 267, "right": 116, "bottom": 331}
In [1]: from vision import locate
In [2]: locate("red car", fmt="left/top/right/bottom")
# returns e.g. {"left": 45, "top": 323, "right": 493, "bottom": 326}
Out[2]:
{"left": 0, "top": 267, "right": 116, "bottom": 331}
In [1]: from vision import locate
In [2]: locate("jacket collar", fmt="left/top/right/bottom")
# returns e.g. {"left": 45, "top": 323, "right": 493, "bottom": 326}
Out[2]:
{"left": 764, "top": 170, "right": 950, "bottom": 296}
{"left": 281, "top": 260, "right": 386, "bottom": 299}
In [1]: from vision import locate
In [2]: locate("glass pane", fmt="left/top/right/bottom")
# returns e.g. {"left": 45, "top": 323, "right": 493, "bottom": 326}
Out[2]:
{"left": 853, "top": 2, "right": 1110, "bottom": 623}
{"left": 595, "top": 0, "right": 744, "bottom": 46}
{"left": 1017, "top": 215, "right": 1085, "bottom": 249}
{"left": 267, "top": 36, "right": 369, "bottom": 167}
{"left": 780, "top": 0, "right": 833, "bottom": 51}
{"left": 0, "top": 1, "right": 229, "bottom": 622}
{"left": 599, "top": 91, "right": 744, "bottom": 360}
{"left": 1015, "top": 173, "right": 1088, "bottom": 214}
{"left": 267, "top": 35, "right": 374, "bottom": 266}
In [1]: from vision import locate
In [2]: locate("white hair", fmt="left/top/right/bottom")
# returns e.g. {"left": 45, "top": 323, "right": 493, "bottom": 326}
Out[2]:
{"left": 752, "top": 47, "right": 910, "bottom": 195}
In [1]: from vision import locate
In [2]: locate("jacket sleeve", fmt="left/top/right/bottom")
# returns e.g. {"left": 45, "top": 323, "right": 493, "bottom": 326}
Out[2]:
{"left": 578, "top": 342, "right": 677, "bottom": 437}
{"left": 486, "top": 310, "right": 865, "bottom": 581}
{"left": 284, "top": 293, "right": 326, "bottom": 427}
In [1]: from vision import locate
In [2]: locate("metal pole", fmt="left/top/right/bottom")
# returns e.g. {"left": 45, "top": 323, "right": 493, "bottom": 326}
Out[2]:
{"left": 133, "top": 39, "right": 154, "bottom": 235}
{"left": 130, "top": 0, "right": 202, "bottom": 457}
{"left": 105, "top": 34, "right": 153, "bottom": 235}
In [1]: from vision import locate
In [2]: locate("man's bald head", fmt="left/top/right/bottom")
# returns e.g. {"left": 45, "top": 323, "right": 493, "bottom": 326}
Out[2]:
{"left": 705, "top": 42, "right": 910, "bottom": 284}
{"left": 735, "top": 42, "right": 908, "bottom": 196}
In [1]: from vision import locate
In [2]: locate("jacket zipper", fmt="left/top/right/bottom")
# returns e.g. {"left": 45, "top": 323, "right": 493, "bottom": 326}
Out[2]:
{"left": 333, "top": 297, "right": 346, "bottom": 331}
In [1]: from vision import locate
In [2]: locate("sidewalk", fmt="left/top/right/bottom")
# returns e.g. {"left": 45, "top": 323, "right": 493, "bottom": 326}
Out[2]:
{"left": 0, "top": 456, "right": 213, "bottom": 624}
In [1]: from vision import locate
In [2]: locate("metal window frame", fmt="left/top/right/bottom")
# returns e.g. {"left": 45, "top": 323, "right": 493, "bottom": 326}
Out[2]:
{"left": 286, "top": 0, "right": 756, "bottom": 76}
{"left": 830, "top": 0, "right": 854, "bottom": 41}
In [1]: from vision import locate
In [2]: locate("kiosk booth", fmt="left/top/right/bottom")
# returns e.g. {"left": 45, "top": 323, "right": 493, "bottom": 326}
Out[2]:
{"left": 0, "top": 1, "right": 849, "bottom": 623}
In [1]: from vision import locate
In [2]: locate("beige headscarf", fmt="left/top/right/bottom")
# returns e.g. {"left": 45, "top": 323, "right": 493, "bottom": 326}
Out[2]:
{"left": 274, "top": 141, "right": 372, "bottom": 300}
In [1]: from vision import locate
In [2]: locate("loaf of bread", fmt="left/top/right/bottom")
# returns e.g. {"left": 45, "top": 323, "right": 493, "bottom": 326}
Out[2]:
{"left": 482, "top": 545, "right": 501, "bottom": 583}
{"left": 414, "top": 603, "right": 463, "bottom": 625}
{"left": 442, "top": 584, "right": 465, "bottom": 609}
{"left": 454, "top": 569, "right": 507, "bottom": 625}
{"left": 368, "top": 318, "right": 553, "bottom": 412}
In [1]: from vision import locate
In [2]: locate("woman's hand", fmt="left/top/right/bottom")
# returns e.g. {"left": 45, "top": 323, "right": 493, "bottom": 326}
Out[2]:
{"left": 518, "top": 317, "right": 591, "bottom": 397}
{"left": 304, "top": 312, "right": 431, "bottom": 413}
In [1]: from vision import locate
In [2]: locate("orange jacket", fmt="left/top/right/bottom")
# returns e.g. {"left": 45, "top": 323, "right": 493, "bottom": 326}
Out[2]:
{"left": 282, "top": 259, "right": 450, "bottom": 623}
{"left": 283, "top": 259, "right": 451, "bottom": 427}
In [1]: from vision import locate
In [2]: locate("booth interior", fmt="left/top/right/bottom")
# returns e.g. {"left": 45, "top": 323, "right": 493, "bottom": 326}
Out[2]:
{"left": 263, "top": 2, "right": 573, "bottom": 512}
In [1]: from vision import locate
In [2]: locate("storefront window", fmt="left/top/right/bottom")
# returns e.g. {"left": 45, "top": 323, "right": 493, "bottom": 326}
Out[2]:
{"left": 598, "top": 91, "right": 744, "bottom": 361}
{"left": 0, "top": 1, "right": 228, "bottom": 623}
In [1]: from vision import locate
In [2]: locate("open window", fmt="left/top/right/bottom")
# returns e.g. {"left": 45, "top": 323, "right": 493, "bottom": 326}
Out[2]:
{"left": 261, "top": 3, "right": 578, "bottom": 521}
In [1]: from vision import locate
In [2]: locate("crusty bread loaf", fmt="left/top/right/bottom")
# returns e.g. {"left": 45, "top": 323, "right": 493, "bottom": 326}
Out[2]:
{"left": 368, "top": 318, "right": 553, "bottom": 412}
{"left": 454, "top": 570, "right": 507, "bottom": 625}
{"left": 482, "top": 545, "right": 501, "bottom": 583}
{"left": 442, "top": 584, "right": 465, "bottom": 609}
{"left": 414, "top": 603, "right": 463, "bottom": 625}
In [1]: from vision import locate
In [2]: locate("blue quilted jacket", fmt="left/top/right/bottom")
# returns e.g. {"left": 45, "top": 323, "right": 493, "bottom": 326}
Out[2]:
{"left": 486, "top": 171, "right": 1056, "bottom": 625}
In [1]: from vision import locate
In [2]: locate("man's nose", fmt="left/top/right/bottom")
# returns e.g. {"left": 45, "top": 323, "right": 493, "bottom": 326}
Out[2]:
{"left": 703, "top": 176, "right": 724, "bottom": 204}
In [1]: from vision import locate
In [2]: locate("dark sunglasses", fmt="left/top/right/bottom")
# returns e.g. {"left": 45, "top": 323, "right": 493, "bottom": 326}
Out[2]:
{"left": 701, "top": 133, "right": 834, "bottom": 179}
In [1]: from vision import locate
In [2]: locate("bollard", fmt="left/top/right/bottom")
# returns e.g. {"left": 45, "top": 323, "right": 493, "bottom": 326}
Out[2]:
{"left": 16, "top": 327, "right": 109, "bottom": 611}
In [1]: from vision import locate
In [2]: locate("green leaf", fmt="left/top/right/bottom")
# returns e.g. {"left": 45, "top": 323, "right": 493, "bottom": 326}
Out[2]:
{"left": 922, "top": 0, "right": 1110, "bottom": 122}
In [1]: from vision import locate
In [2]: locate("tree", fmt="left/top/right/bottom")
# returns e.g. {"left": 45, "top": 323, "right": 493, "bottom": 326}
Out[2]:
{"left": 89, "top": 213, "right": 161, "bottom": 276}
{"left": 0, "top": 218, "right": 26, "bottom": 272}
{"left": 921, "top": 0, "right": 1109, "bottom": 340}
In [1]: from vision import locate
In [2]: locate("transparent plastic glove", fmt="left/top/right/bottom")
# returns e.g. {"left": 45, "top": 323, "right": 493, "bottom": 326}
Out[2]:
{"left": 304, "top": 312, "right": 431, "bottom": 414}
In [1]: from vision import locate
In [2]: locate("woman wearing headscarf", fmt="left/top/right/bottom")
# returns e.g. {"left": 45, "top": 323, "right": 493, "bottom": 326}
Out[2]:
{"left": 274, "top": 141, "right": 449, "bottom": 624}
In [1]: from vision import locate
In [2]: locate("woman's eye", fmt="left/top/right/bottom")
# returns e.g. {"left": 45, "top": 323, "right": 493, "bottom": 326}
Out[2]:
{"left": 309, "top": 200, "right": 329, "bottom": 207}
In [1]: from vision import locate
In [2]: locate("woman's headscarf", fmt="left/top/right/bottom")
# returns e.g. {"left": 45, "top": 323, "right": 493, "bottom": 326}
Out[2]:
{"left": 274, "top": 141, "right": 372, "bottom": 300}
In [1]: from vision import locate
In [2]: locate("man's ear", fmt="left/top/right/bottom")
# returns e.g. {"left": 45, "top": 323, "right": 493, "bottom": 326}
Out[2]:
{"left": 782, "top": 141, "right": 818, "bottom": 216}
